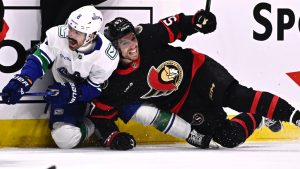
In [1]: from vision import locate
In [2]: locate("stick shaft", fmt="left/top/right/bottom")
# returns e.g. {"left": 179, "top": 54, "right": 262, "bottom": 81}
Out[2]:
{"left": 0, "top": 91, "right": 57, "bottom": 97}
{"left": 205, "top": 0, "right": 211, "bottom": 11}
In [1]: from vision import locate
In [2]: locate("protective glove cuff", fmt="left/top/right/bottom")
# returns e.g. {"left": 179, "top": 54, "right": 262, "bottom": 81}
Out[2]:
{"left": 12, "top": 74, "right": 33, "bottom": 92}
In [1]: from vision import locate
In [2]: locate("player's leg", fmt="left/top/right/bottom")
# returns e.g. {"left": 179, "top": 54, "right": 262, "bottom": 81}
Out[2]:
{"left": 223, "top": 82, "right": 300, "bottom": 127}
{"left": 49, "top": 102, "right": 94, "bottom": 149}
{"left": 128, "top": 103, "right": 217, "bottom": 148}
{"left": 192, "top": 54, "right": 287, "bottom": 130}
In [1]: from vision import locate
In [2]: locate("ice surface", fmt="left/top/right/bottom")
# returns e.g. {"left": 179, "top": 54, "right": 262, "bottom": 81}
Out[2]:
{"left": 0, "top": 141, "right": 299, "bottom": 169}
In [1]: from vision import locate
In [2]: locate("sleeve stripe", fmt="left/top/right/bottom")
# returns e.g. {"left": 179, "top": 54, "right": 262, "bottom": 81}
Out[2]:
{"left": 33, "top": 49, "right": 51, "bottom": 72}
{"left": 159, "top": 20, "right": 175, "bottom": 43}
{"left": 87, "top": 78, "right": 101, "bottom": 88}
{"left": 39, "top": 49, "right": 52, "bottom": 64}
{"left": 33, "top": 55, "right": 45, "bottom": 75}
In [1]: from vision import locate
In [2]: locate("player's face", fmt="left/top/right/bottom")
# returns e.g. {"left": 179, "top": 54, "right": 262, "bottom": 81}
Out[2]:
{"left": 118, "top": 32, "right": 139, "bottom": 66}
{"left": 67, "top": 25, "right": 86, "bottom": 50}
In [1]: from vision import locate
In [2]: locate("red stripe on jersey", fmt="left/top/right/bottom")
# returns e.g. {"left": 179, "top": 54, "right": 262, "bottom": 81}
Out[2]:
{"left": 250, "top": 91, "right": 262, "bottom": 114}
{"left": 115, "top": 56, "right": 140, "bottom": 75}
{"left": 159, "top": 20, "right": 175, "bottom": 43}
{"left": 247, "top": 113, "right": 257, "bottom": 130}
{"left": 266, "top": 96, "right": 279, "bottom": 119}
{"left": 231, "top": 118, "right": 249, "bottom": 138}
{"left": 93, "top": 101, "right": 114, "bottom": 111}
{"left": 175, "top": 15, "right": 182, "bottom": 39}
{"left": 91, "top": 111, "right": 118, "bottom": 120}
{"left": 176, "top": 32, "right": 182, "bottom": 40}
{"left": 171, "top": 50, "right": 205, "bottom": 113}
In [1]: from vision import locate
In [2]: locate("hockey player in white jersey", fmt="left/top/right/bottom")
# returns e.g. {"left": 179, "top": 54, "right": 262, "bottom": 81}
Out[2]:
{"left": 2, "top": 5, "right": 120, "bottom": 149}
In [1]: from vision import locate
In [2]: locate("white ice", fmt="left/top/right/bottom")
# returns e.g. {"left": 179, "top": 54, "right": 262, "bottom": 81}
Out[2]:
{"left": 0, "top": 141, "right": 299, "bottom": 169}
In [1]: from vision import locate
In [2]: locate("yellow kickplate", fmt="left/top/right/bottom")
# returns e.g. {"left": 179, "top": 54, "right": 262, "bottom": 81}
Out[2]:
{"left": 0, "top": 118, "right": 299, "bottom": 147}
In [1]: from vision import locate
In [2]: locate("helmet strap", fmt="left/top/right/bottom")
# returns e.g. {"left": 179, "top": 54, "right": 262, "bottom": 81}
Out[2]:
{"left": 77, "top": 33, "right": 97, "bottom": 53}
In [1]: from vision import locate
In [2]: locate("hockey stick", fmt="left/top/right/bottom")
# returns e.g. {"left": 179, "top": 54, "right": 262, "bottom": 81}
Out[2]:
{"left": 205, "top": 0, "right": 211, "bottom": 12}
{"left": 0, "top": 91, "right": 58, "bottom": 97}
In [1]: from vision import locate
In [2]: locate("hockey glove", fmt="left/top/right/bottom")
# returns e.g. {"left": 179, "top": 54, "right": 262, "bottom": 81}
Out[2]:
{"left": 104, "top": 131, "right": 136, "bottom": 150}
{"left": 193, "top": 9, "right": 217, "bottom": 34}
{"left": 44, "top": 82, "right": 81, "bottom": 105}
{"left": 2, "top": 74, "right": 33, "bottom": 104}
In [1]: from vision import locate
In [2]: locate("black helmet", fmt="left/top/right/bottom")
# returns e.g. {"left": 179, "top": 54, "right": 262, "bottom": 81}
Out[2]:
{"left": 104, "top": 17, "right": 135, "bottom": 43}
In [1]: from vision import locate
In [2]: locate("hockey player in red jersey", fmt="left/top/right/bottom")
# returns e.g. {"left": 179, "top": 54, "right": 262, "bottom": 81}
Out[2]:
{"left": 90, "top": 9, "right": 300, "bottom": 149}
{"left": 0, "top": 0, "right": 9, "bottom": 42}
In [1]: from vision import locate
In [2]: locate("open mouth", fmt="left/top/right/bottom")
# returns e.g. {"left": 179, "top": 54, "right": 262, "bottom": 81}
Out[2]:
{"left": 128, "top": 48, "right": 137, "bottom": 56}
{"left": 68, "top": 38, "right": 77, "bottom": 47}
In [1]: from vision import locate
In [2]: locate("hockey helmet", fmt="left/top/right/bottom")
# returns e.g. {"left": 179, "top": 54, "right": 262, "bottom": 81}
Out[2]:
{"left": 67, "top": 5, "right": 103, "bottom": 45}
{"left": 104, "top": 17, "right": 136, "bottom": 43}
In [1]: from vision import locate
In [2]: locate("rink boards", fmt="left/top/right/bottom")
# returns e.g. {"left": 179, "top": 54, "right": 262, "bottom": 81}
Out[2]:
{"left": 0, "top": 117, "right": 299, "bottom": 147}
{"left": 1, "top": 0, "right": 300, "bottom": 147}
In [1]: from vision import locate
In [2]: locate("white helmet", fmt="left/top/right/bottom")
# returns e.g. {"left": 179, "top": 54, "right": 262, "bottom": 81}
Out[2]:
{"left": 67, "top": 5, "right": 103, "bottom": 45}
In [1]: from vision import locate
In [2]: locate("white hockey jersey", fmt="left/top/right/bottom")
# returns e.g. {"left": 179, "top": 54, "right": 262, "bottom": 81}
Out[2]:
{"left": 35, "top": 25, "right": 119, "bottom": 88}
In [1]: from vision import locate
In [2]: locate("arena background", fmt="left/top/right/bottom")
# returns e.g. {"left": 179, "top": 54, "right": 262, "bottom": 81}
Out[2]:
{"left": 0, "top": 0, "right": 300, "bottom": 147}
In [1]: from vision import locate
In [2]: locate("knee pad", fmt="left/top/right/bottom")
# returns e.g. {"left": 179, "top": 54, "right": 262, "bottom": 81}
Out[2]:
{"left": 213, "top": 121, "right": 245, "bottom": 148}
{"left": 51, "top": 122, "right": 82, "bottom": 149}
{"left": 214, "top": 113, "right": 261, "bottom": 148}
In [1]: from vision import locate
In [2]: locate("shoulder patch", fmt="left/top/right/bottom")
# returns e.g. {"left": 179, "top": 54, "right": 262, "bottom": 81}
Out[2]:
{"left": 58, "top": 25, "right": 68, "bottom": 38}
{"left": 105, "top": 43, "right": 118, "bottom": 60}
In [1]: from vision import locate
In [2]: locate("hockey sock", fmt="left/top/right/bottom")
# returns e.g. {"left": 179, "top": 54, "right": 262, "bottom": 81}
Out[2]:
{"left": 79, "top": 118, "right": 95, "bottom": 143}
{"left": 231, "top": 113, "right": 261, "bottom": 138}
{"left": 151, "top": 110, "right": 191, "bottom": 139}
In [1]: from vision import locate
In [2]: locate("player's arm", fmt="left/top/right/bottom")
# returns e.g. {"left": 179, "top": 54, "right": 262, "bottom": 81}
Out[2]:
{"left": 1, "top": 30, "right": 56, "bottom": 104}
{"left": 154, "top": 10, "right": 216, "bottom": 43}
{"left": 21, "top": 26, "right": 61, "bottom": 83}
{"left": 89, "top": 101, "right": 136, "bottom": 150}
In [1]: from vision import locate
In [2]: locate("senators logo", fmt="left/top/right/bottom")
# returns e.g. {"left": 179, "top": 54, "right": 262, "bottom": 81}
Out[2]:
{"left": 141, "top": 60, "right": 183, "bottom": 99}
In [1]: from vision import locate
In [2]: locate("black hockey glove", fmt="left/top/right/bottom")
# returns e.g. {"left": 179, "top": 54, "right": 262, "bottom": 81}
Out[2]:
{"left": 44, "top": 82, "right": 81, "bottom": 105}
{"left": 2, "top": 74, "right": 33, "bottom": 104}
{"left": 104, "top": 131, "right": 136, "bottom": 150}
{"left": 193, "top": 9, "right": 217, "bottom": 34}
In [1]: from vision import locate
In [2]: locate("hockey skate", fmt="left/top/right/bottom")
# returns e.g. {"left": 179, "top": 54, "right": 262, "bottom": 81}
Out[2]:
{"left": 264, "top": 118, "right": 283, "bottom": 132}
{"left": 186, "top": 129, "right": 219, "bottom": 149}
{"left": 262, "top": 117, "right": 283, "bottom": 132}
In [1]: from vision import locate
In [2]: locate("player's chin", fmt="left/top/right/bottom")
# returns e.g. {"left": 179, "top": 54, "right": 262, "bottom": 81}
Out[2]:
{"left": 68, "top": 44, "right": 78, "bottom": 51}
{"left": 120, "top": 58, "right": 133, "bottom": 66}
{"left": 128, "top": 53, "right": 139, "bottom": 61}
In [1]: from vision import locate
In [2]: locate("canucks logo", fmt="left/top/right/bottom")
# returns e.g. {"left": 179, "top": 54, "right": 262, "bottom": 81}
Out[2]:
{"left": 141, "top": 60, "right": 183, "bottom": 99}
{"left": 105, "top": 43, "right": 118, "bottom": 60}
